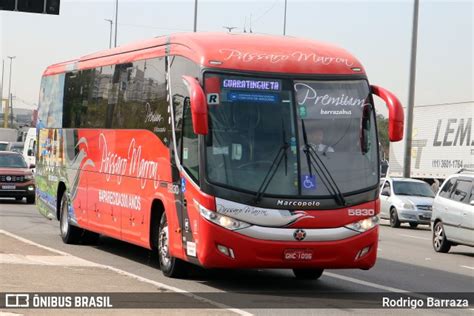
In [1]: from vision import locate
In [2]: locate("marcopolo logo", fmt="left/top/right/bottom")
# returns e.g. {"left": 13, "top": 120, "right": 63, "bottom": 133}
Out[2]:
{"left": 276, "top": 200, "right": 321, "bottom": 208}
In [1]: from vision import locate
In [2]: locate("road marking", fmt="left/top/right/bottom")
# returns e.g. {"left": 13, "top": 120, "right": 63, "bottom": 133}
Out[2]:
{"left": 461, "top": 265, "right": 474, "bottom": 270}
{"left": 399, "top": 234, "right": 430, "bottom": 241}
{"left": 325, "top": 273, "right": 428, "bottom": 300}
{"left": 0, "top": 254, "right": 99, "bottom": 267}
{"left": 0, "top": 230, "right": 252, "bottom": 316}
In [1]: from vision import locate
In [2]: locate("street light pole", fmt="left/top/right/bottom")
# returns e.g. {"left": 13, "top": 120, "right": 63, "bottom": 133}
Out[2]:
{"left": 283, "top": 0, "right": 287, "bottom": 35}
{"left": 193, "top": 0, "right": 198, "bottom": 32}
{"left": 403, "top": 0, "right": 420, "bottom": 178}
{"left": 105, "top": 19, "right": 113, "bottom": 49}
{"left": 7, "top": 56, "right": 15, "bottom": 128}
{"left": 114, "top": 0, "right": 118, "bottom": 47}
{"left": 0, "top": 60, "right": 4, "bottom": 112}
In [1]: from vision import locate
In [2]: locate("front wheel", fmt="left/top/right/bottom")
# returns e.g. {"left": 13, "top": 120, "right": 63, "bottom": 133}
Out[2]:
{"left": 390, "top": 208, "right": 401, "bottom": 228}
{"left": 59, "top": 194, "right": 83, "bottom": 244}
{"left": 292, "top": 269, "right": 324, "bottom": 280}
{"left": 26, "top": 196, "right": 35, "bottom": 204}
{"left": 433, "top": 221, "right": 451, "bottom": 253}
{"left": 157, "top": 212, "right": 188, "bottom": 278}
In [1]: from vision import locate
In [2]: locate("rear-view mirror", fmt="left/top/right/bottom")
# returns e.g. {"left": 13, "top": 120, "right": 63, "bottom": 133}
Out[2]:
{"left": 182, "top": 76, "right": 208, "bottom": 135}
{"left": 27, "top": 149, "right": 34, "bottom": 156}
{"left": 371, "top": 85, "right": 404, "bottom": 142}
{"left": 381, "top": 189, "right": 391, "bottom": 197}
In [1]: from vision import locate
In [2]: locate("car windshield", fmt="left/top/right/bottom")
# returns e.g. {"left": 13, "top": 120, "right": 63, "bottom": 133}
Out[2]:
{"left": 295, "top": 80, "right": 379, "bottom": 196}
{"left": 393, "top": 181, "right": 435, "bottom": 197}
{"left": 0, "top": 154, "right": 28, "bottom": 168}
{"left": 205, "top": 74, "right": 298, "bottom": 195}
{"left": 204, "top": 74, "right": 379, "bottom": 199}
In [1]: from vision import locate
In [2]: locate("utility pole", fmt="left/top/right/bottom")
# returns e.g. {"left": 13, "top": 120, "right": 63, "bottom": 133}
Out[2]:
{"left": 114, "top": 0, "right": 118, "bottom": 47}
{"left": 0, "top": 59, "right": 4, "bottom": 114}
{"left": 403, "top": 0, "right": 419, "bottom": 178}
{"left": 283, "top": 0, "right": 288, "bottom": 35}
{"left": 7, "top": 56, "right": 15, "bottom": 128}
{"left": 193, "top": 0, "right": 198, "bottom": 32}
{"left": 105, "top": 19, "right": 113, "bottom": 48}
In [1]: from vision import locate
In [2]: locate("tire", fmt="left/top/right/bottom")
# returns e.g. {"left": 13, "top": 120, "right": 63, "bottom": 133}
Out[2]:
{"left": 15, "top": 197, "right": 23, "bottom": 201}
{"left": 293, "top": 269, "right": 324, "bottom": 280}
{"left": 157, "top": 212, "right": 188, "bottom": 278}
{"left": 409, "top": 223, "right": 418, "bottom": 229}
{"left": 389, "top": 208, "right": 401, "bottom": 228}
{"left": 26, "top": 196, "right": 35, "bottom": 204}
{"left": 59, "top": 193, "right": 83, "bottom": 244}
{"left": 433, "top": 221, "right": 451, "bottom": 253}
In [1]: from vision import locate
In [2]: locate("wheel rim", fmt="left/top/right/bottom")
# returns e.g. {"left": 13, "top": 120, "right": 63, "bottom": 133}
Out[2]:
{"left": 159, "top": 225, "right": 171, "bottom": 267}
{"left": 390, "top": 211, "right": 396, "bottom": 225}
{"left": 433, "top": 224, "right": 444, "bottom": 249}
{"left": 60, "top": 199, "right": 69, "bottom": 237}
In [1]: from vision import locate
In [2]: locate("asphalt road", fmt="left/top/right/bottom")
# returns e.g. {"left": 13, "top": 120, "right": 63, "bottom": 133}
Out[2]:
{"left": 1, "top": 199, "right": 473, "bottom": 314}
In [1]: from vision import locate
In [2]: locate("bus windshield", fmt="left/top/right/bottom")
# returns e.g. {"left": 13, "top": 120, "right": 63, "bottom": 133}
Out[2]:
{"left": 204, "top": 74, "right": 378, "bottom": 198}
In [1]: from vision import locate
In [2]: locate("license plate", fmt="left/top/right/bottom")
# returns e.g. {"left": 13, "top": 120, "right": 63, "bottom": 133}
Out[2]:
{"left": 2, "top": 185, "right": 16, "bottom": 190}
{"left": 284, "top": 249, "right": 313, "bottom": 261}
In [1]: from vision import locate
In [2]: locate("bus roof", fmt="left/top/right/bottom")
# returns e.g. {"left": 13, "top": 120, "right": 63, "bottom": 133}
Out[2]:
{"left": 43, "top": 32, "right": 365, "bottom": 76}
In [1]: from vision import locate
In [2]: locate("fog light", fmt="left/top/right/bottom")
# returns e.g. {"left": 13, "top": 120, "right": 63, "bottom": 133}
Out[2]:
{"left": 355, "top": 246, "right": 371, "bottom": 260}
{"left": 28, "top": 186, "right": 34, "bottom": 191}
{"left": 217, "top": 244, "right": 229, "bottom": 256}
{"left": 217, "top": 244, "right": 235, "bottom": 259}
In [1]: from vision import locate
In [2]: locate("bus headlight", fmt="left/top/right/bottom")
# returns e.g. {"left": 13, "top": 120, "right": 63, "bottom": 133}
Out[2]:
{"left": 345, "top": 216, "right": 379, "bottom": 232}
{"left": 197, "top": 202, "right": 251, "bottom": 231}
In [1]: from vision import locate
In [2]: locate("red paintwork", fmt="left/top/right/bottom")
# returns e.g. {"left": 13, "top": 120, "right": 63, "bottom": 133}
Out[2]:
{"left": 182, "top": 76, "right": 208, "bottom": 135}
{"left": 43, "top": 33, "right": 364, "bottom": 76}
{"left": 195, "top": 215, "right": 378, "bottom": 269}
{"left": 72, "top": 129, "right": 179, "bottom": 251}
{"left": 371, "top": 85, "right": 404, "bottom": 142}
{"left": 286, "top": 201, "right": 378, "bottom": 228}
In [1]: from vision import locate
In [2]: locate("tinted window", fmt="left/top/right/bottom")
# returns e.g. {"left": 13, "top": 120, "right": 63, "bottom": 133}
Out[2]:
{"left": 0, "top": 154, "right": 27, "bottom": 168}
{"left": 393, "top": 181, "right": 434, "bottom": 197}
{"left": 451, "top": 180, "right": 472, "bottom": 203}
{"left": 439, "top": 179, "right": 456, "bottom": 198}
{"left": 0, "top": 143, "right": 8, "bottom": 151}
{"left": 182, "top": 100, "right": 199, "bottom": 181}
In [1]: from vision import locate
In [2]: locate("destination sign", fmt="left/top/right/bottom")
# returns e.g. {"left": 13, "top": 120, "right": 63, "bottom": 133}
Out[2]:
{"left": 222, "top": 79, "right": 281, "bottom": 91}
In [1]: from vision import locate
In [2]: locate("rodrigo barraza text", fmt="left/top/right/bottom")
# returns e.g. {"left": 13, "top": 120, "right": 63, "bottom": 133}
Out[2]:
{"left": 382, "top": 296, "right": 469, "bottom": 309}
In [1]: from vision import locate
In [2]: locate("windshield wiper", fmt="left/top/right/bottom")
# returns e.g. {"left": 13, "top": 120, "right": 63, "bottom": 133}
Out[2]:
{"left": 254, "top": 122, "right": 289, "bottom": 204}
{"left": 301, "top": 120, "right": 346, "bottom": 206}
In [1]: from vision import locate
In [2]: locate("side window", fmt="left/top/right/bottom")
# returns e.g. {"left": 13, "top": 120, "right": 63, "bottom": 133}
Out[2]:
{"left": 439, "top": 179, "right": 455, "bottom": 198}
{"left": 382, "top": 181, "right": 391, "bottom": 192}
{"left": 451, "top": 179, "right": 472, "bottom": 203}
{"left": 182, "top": 99, "right": 199, "bottom": 181}
{"left": 87, "top": 66, "right": 113, "bottom": 127}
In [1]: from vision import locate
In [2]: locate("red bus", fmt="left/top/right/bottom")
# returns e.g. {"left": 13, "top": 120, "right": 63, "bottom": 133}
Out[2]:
{"left": 36, "top": 33, "right": 404, "bottom": 279}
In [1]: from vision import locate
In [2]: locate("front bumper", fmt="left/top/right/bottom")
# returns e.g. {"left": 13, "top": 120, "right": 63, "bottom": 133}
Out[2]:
{"left": 398, "top": 209, "right": 431, "bottom": 224}
{"left": 0, "top": 182, "right": 35, "bottom": 198}
{"left": 192, "top": 217, "right": 378, "bottom": 270}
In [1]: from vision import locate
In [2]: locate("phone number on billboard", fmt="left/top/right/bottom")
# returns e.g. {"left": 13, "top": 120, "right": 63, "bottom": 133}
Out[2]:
{"left": 432, "top": 160, "right": 463, "bottom": 169}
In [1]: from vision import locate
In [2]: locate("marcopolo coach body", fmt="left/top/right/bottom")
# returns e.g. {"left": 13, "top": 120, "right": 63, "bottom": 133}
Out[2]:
{"left": 35, "top": 32, "right": 404, "bottom": 279}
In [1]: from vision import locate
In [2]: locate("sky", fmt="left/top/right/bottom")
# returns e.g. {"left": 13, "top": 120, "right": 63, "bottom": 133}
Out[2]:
{"left": 0, "top": 0, "right": 473, "bottom": 117}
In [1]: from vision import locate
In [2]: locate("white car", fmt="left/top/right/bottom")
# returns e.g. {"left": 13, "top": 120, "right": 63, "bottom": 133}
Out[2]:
{"left": 379, "top": 178, "right": 435, "bottom": 228}
{"left": 432, "top": 169, "right": 474, "bottom": 252}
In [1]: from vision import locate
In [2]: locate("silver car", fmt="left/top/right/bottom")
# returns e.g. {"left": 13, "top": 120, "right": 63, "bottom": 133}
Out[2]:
{"left": 432, "top": 170, "right": 474, "bottom": 253}
{"left": 379, "top": 178, "right": 435, "bottom": 228}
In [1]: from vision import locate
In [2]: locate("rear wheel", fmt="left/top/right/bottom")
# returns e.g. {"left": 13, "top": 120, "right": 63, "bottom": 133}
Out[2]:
{"left": 389, "top": 208, "right": 401, "bottom": 228}
{"left": 59, "top": 194, "right": 83, "bottom": 244}
{"left": 293, "top": 269, "right": 324, "bottom": 280}
{"left": 158, "top": 212, "right": 188, "bottom": 278}
{"left": 409, "top": 223, "right": 418, "bottom": 229}
{"left": 433, "top": 221, "right": 451, "bottom": 253}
